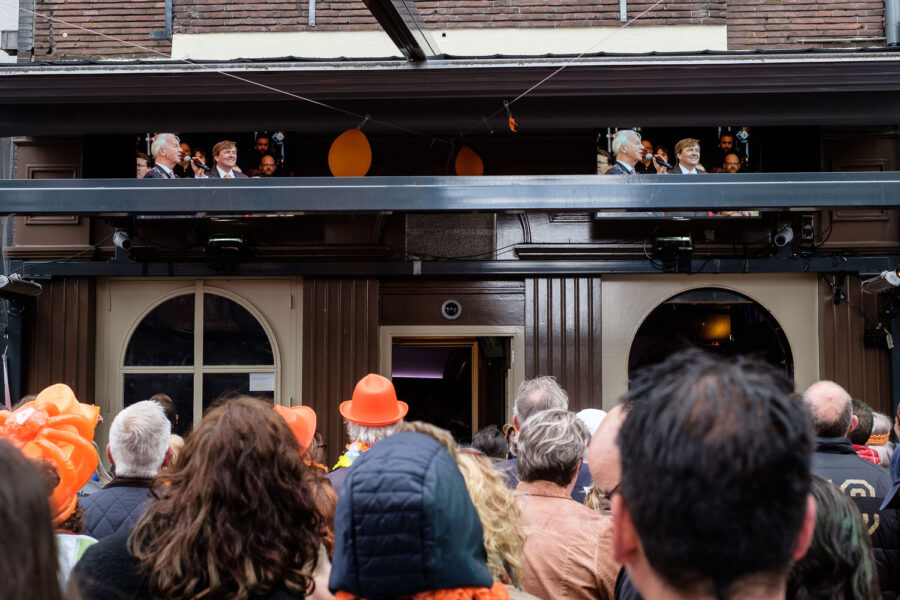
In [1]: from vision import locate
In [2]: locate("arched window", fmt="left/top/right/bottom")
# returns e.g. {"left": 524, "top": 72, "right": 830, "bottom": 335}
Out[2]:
{"left": 628, "top": 287, "right": 793, "bottom": 380}
{"left": 121, "top": 291, "right": 277, "bottom": 434}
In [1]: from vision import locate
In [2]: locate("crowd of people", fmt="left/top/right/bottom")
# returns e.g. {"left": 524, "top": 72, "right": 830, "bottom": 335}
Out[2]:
{"left": 2, "top": 349, "right": 899, "bottom": 600}
{"left": 137, "top": 133, "right": 283, "bottom": 179}
{"left": 597, "top": 130, "right": 749, "bottom": 176}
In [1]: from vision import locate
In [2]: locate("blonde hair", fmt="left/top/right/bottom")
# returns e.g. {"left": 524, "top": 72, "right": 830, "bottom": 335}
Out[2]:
{"left": 582, "top": 483, "right": 609, "bottom": 515}
{"left": 456, "top": 453, "right": 525, "bottom": 584}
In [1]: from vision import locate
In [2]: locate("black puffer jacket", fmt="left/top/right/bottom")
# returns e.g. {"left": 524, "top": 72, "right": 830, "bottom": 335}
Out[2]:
{"left": 812, "top": 437, "right": 900, "bottom": 600}
{"left": 329, "top": 431, "right": 494, "bottom": 600}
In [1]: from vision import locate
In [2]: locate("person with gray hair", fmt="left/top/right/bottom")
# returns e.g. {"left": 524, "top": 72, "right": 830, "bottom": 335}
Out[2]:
{"left": 605, "top": 130, "right": 666, "bottom": 176}
{"left": 515, "top": 409, "right": 616, "bottom": 600}
{"left": 496, "top": 376, "right": 594, "bottom": 501}
{"left": 81, "top": 401, "right": 172, "bottom": 540}
{"left": 144, "top": 133, "right": 184, "bottom": 179}
{"left": 803, "top": 380, "right": 900, "bottom": 598}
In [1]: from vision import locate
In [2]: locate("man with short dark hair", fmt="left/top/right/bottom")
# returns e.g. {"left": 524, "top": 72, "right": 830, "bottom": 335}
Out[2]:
{"left": 613, "top": 349, "right": 816, "bottom": 600}
{"left": 803, "top": 380, "right": 900, "bottom": 598}
{"left": 850, "top": 397, "right": 879, "bottom": 464}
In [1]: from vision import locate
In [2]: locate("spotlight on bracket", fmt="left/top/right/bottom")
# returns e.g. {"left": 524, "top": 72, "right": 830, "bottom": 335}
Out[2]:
{"left": 0, "top": 274, "right": 42, "bottom": 299}
{"left": 862, "top": 270, "right": 900, "bottom": 294}
{"left": 774, "top": 225, "right": 794, "bottom": 247}
{"left": 113, "top": 230, "right": 133, "bottom": 251}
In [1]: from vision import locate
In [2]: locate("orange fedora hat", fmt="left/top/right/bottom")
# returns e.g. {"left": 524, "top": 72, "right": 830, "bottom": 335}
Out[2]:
{"left": 273, "top": 404, "right": 317, "bottom": 452}
{"left": 339, "top": 374, "right": 408, "bottom": 426}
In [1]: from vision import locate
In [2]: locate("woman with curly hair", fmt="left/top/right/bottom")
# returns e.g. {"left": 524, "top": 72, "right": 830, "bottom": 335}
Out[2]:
{"left": 72, "top": 396, "right": 323, "bottom": 600}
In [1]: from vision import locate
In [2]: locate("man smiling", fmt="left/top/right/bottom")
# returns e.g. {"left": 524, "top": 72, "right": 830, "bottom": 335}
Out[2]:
{"left": 209, "top": 140, "right": 247, "bottom": 179}
{"left": 669, "top": 138, "right": 704, "bottom": 175}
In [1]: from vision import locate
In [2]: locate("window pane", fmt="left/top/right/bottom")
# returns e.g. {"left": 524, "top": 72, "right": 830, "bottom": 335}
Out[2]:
{"left": 202, "top": 373, "right": 274, "bottom": 413}
{"left": 124, "top": 373, "right": 194, "bottom": 435}
{"left": 125, "top": 294, "right": 194, "bottom": 366}
{"left": 203, "top": 294, "right": 274, "bottom": 366}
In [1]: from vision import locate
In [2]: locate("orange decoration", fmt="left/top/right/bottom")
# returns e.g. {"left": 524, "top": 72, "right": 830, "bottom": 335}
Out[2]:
{"left": 273, "top": 404, "right": 317, "bottom": 452}
{"left": 508, "top": 117, "right": 518, "bottom": 133}
{"left": 0, "top": 383, "right": 99, "bottom": 526}
{"left": 454, "top": 147, "right": 484, "bottom": 176}
{"left": 328, "top": 128, "right": 372, "bottom": 177}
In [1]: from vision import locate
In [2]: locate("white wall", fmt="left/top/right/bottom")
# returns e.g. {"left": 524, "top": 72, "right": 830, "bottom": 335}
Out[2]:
{"left": 0, "top": 0, "right": 17, "bottom": 63}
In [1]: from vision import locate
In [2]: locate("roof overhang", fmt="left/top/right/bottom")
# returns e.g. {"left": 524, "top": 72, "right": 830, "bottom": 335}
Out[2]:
{"left": 3, "top": 52, "right": 900, "bottom": 135}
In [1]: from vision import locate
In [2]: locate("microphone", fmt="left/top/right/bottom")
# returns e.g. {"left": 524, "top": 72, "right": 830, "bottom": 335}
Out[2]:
{"left": 646, "top": 153, "right": 673, "bottom": 169}
{"left": 187, "top": 156, "right": 211, "bottom": 171}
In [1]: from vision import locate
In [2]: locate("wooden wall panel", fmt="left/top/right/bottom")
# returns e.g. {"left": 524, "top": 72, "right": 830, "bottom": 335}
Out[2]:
{"left": 23, "top": 277, "right": 95, "bottom": 404}
{"left": 302, "top": 279, "right": 379, "bottom": 468}
{"left": 381, "top": 280, "right": 524, "bottom": 326}
{"left": 818, "top": 275, "right": 892, "bottom": 415}
{"left": 525, "top": 277, "right": 602, "bottom": 412}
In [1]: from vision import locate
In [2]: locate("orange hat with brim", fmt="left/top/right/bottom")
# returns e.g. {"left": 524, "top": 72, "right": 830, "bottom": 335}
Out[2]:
{"left": 0, "top": 383, "right": 99, "bottom": 526}
{"left": 339, "top": 373, "right": 408, "bottom": 426}
{"left": 274, "top": 404, "right": 317, "bottom": 452}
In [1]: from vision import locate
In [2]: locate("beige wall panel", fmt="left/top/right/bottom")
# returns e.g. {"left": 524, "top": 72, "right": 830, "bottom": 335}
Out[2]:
{"left": 601, "top": 274, "right": 819, "bottom": 409}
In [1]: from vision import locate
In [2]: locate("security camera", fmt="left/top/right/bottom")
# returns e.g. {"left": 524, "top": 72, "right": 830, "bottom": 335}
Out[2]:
{"left": 441, "top": 299, "right": 462, "bottom": 321}
{"left": 774, "top": 225, "right": 793, "bottom": 247}
{"left": 862, "top": 270, "right": 900, "bottom": 294}
{"left": 113, "top": 230, "right": 132, "bottom": 251}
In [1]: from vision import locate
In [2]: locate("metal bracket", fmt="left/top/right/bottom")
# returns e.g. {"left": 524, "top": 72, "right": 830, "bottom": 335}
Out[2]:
{"left": 150, "top": 0, "right": 173, "bottom": 40}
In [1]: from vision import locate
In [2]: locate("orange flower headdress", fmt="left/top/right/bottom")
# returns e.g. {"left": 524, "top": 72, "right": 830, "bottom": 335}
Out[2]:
{"left": 0, "top": 383, "right": 99, "bottom": 526}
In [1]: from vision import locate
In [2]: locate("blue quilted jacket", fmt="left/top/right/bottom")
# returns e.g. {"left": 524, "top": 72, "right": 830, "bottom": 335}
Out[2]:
{"left": 329, "top": 431, "right": 493, "bottom": 600}
{"left": 81, "top": 477, "right": 154, "bottom": 540}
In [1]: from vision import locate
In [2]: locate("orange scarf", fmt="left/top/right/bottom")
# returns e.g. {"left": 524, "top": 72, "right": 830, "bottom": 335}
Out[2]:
{"left": 336, "top": 580, "right": 510, "bottom": 600}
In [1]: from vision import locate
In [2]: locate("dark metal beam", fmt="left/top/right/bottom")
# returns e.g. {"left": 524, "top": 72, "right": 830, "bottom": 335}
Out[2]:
{"left": 3, "top": 173, "right": 900, "bottom": 214}
{"left": 14, "top": 254, "right": 900, "bottom": 278}
{"left": 362, "top": 0, "right": 440, "bottom": 60}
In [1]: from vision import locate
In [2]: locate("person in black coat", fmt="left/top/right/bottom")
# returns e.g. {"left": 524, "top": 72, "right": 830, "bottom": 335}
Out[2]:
{"left": 605, "top": 130, "right": 666, "bottom": 176}
{"left": 803, "top": 380, "right": 900, "bottom": 600}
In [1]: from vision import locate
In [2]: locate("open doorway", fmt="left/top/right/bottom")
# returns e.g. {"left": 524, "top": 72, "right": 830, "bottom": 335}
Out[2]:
{"left": 627, "top": 287, "right": 793, "bottom": 380}
{"left": 390, "top": 337, "right": 509, "bottom": 444}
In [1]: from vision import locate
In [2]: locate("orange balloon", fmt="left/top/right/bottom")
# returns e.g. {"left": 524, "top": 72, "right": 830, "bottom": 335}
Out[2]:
{"left": 328, "top": 128, "right": 372, "bottom": 177}
{"left": 0, "top": 383, "right": 99, "bottom": 527}
{"left": 454, "top": 146, "right": 484, "bottom": 176}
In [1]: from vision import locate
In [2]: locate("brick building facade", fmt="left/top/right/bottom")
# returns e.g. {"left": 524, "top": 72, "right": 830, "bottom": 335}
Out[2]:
{"left": 16, "top": 0, "right": 889, "bottom": 62}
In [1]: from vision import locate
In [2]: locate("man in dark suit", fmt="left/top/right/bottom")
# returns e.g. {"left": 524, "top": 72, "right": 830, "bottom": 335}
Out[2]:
{"left": 207, "top": 140, "right": 248, "bottom": 179}
{"left": 667, "top": 138, "right": 705, "bottom": 175}
{"left": 143, "top": 133, "right": 183, "bottom": 179}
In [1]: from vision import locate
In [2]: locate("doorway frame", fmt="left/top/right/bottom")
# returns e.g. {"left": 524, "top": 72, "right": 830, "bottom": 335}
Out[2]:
{"left": 379, "top": 325, "right": 526, "bottom": 424}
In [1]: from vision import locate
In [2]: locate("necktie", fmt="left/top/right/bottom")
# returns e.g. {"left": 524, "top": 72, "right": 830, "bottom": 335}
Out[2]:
{"left": 168, "top": 171, "right": 175, "bottom": 179}
{"left": 225, "top": 172, "right": 232, "bottom": 179}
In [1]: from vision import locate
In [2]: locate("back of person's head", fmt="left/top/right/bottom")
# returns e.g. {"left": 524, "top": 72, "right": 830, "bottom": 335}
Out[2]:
{"left": 513, "top": 376, "right": 568, "bottom": 426}
{"left": 616, "top": 348, "right": 813, "bottom": 597}
{"left": 456, "top": 452, "right": 525, "bottom": 584}
{"left": 129, "top": 395, "right": 322, "bottom": 600}
{"left": 109, "top": 400, "right": 171, "bottom": 478}
{"left": 0, "top": 441, "right": 63, "bottom": 600}
{"left": 329, "top": 431, "right": 493, "bottom": 600}
{"left": 787, "top": 475, "right": 878, "bottom": 600}
{"left": 472, "top": 424, "right": 507, "bottom": 459}
{"left": 802, "top": 380, "right": 853, "bottom": 437}
{"left": 869, "top": 412, "right": 894, "bottom": 465}
{"left": 849, "top": 398, "right": 874, "bottom": 445}
{"left": 517, "top": 408, "right": 588, "bottom": 487}
{"left": 149, "top": 393, "right": 177, "bottom": 429}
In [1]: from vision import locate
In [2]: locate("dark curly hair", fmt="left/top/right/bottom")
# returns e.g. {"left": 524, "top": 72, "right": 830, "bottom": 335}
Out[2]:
{"left": 129, "top": 396, "right": 322, "bottom": 600}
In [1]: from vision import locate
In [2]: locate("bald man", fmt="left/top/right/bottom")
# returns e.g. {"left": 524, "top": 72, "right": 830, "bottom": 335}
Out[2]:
{"left": 802, "top": 380, "right": 900, "bottom": 598}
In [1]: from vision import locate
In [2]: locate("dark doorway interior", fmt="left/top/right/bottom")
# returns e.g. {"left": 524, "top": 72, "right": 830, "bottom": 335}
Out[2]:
{"left": 628, "top": 287, "right": 793, "bottom": 381}
{"left": 391, "top": 337, "right": 510, "bottom": 444}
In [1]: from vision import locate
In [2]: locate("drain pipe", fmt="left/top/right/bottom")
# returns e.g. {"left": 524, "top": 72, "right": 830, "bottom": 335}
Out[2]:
{"left": 887, "top": 0, "right": 899, "bottom": 46}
